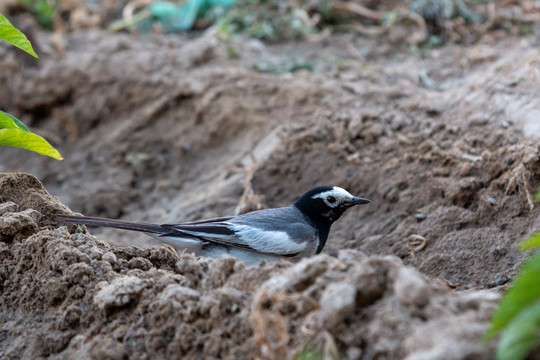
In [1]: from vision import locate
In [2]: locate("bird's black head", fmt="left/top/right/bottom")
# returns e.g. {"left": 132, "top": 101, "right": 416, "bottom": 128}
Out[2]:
{"left": 294, "top": 186, "right": 371, "bottom": 226}
{"left": 294, "top": 186, "right": 371, "bottom": 253}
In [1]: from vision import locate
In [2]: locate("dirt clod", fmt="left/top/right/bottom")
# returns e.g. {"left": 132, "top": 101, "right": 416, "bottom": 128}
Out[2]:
{"left": 94, "top": 276, "right": 146, "bottom": 311}
{"left": 393, "top": 267, "right": 430, "bottom": 307}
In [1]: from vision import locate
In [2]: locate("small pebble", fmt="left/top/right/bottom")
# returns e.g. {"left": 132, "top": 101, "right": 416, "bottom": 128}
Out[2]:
{"left": 181, "top": 143, "right": 192, "bottom": 152}
{"left": 487, "top": 197, "right": 497, "bottom": 206}
{"left": 347, "top": 347, "right": 363, "bottom": 360}
{"left": 415, "top": 213, "right": 426, "bottom": 222}
{"left": 487, "top": 274, "right": 509, "bottom": 288}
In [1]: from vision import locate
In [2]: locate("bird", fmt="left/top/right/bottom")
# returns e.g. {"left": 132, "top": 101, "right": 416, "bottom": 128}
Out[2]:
{"left": 56, "top": 186, "right": 371, "bottom": 264}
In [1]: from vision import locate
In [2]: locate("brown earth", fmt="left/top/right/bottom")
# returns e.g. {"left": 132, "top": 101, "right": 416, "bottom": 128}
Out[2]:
{"left": 0, "top": 173, "right": 500, "bottom": 359}
{"left": 1, "top": 10, "right": 540, "bottom": 359}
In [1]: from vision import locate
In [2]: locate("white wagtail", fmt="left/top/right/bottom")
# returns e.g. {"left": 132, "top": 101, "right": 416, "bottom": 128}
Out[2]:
{"left": 57, "top": 186, "right": 371, "bottom": 264}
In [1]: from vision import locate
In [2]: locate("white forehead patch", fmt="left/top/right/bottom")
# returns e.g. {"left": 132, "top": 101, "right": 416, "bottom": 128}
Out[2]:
{"left": 311, "top": 186, "right": 354, "bottom": 208}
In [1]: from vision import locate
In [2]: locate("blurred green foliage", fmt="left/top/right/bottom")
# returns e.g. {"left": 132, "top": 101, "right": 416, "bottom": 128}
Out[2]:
{"left": 17, "top": 0, "right": 56, "bottom": 28}
{"left": 487, "top": 215, "right": 540, "bottom": 359}
{"left": 294, "top": 348, "right": 325, "bottom": 360}
{"left": 410, "top": 0, "right": 481, "bottom": 25}
{"left": 13, "top": 0, "right": 540, "bottom": 45}
{"left": 126, "top": 0, "right": 317, "bottom": 41}
{"left": 217, "top": 0, "right": 316, "bottom": 42}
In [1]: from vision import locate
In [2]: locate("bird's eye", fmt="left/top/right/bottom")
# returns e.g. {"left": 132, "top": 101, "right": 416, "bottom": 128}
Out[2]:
{"left": 327, "top": 196, "right": 337, "bottom": 203}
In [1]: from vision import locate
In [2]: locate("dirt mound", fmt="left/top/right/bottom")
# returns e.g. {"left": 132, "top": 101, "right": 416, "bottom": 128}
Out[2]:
{"left": 252, "top": 90, "right": 540, "bottom": 289}
{"left": 0, "top": 173, "right": 499, "bottom": 359}
{"left": 2, "top": 18, "right": 540, "bottom": 358}
{"left": 2, "top": 30, "right": 540, "bottom": 293}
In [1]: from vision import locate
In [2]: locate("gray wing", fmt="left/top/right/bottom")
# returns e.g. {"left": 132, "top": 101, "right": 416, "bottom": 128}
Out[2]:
{"left": 57, "top": 207, "right": 316, "bottom": 256}
{"left": 164, "top": 206, "right": 316, "bottom": 256}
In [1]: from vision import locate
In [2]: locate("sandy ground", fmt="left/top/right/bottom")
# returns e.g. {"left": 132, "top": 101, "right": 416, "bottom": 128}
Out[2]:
{"left": 1, "top": 8, "right": 540, "bottom": 359}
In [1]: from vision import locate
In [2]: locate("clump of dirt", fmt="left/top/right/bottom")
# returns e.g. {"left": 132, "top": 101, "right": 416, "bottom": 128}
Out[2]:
{"left": 252, "top": 253, "right": 499, "bottom": 360}
{"left": 0, "top": 173, "right": 499, "bottom": 359}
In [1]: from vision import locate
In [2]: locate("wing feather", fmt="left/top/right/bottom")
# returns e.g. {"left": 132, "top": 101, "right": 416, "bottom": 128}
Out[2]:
{"left": 162, "top": 222, "right": 255, "bottom": 251}
{"left": 163, "top": 221, "right": 305, "bottom": 256}
{"left": 57, "top": 208, "right": 310, "bottom": 257}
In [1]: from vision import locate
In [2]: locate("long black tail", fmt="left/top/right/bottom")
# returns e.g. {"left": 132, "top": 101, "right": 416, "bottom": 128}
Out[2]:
{"left": 56, "top": 214, "right": 167, "bottom": 234}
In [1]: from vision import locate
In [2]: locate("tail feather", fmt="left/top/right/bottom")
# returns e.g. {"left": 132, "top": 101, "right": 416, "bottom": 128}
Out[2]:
{"left": 56, "top": 214, "right": 166, "bottom": 234}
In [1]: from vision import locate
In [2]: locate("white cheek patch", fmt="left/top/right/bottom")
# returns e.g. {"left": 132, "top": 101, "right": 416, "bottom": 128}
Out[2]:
{"left": 311, "top": 186, "right": 354, "bottom": 208}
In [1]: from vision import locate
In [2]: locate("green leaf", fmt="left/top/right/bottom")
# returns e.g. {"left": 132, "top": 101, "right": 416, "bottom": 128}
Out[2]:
{"left": 0, "top": 128, "right": 63, "bottom": 160}
{"left": 0, "top": 14, "right": 38, "bottom": 58}
{"left": 496, "top": 301, "right": 540, "bottom": 360}
{"left": 17, "top": 0, "right": 55, "bottom": 29}
{"left": 0, "top": 110, "right": 30, "bottom": 132}
{"left": 520, "top": 232, "right": 540, "bottom": 250}
{"left": 294, "top": 347, "right": 325, "bottom": 360}
{"left": 487, "top": 251, "right": 540, "bottom": 339}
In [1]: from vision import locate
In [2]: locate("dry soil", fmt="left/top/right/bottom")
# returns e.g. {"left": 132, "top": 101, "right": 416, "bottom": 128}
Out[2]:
{"left": 1, "top": 8, "right": 540, "bottom": 359}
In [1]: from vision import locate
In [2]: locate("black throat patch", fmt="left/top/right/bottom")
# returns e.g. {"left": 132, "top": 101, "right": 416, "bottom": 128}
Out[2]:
{"left": 316, "top": 224, "right": 331, "bottom": 254}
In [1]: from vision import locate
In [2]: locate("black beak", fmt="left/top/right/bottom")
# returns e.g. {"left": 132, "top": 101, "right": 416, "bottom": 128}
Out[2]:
{"left": 350, "top": 197, "right": 372, "bottom": 205}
